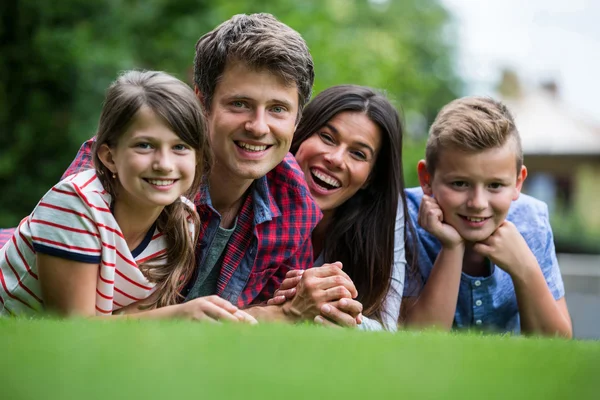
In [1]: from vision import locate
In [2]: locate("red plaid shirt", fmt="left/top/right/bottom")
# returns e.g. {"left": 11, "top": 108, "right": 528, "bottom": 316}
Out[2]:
{"left": 45, "top": 138, "right": 321, "bottom": 307}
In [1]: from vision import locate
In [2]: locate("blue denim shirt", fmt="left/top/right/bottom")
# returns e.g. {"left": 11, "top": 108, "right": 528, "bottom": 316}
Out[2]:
{"left": 404, "top": 187, "right": 565, "bottom": 333}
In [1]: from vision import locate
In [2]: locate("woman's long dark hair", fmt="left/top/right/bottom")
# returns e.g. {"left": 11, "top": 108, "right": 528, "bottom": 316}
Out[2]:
{"left": 291, "top": 85, "right": 413, "bottom": 321}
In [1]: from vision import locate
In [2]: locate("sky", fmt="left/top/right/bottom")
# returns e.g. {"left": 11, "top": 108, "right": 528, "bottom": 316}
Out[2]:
{"left": 441, "top": 0, "right": 600, "bottom": 119}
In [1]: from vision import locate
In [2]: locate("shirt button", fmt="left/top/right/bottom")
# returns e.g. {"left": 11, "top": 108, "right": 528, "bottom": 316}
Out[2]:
{"left": 475, "top": 300, "right": 482, "bottom": 307}
{"left": 474, "top": 280, "right": 481, "bottom": 287}
{"left": 475, "top": 319, "right": 482, "bottom": 325}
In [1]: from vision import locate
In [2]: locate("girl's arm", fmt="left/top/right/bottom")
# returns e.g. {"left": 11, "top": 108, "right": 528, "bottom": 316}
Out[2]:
{"left": 37, "top": 253, "right": 256, "bottom": 323}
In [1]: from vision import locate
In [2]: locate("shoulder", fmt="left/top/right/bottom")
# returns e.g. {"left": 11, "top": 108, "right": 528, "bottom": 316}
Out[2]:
{"left": 266, "top": 153, "right": 322, "bottom": 221}
{"left": 404, "top": 187, "right": 424, "bottom": 222}
{"left": 506, "top": 193, "right": 551, "bottom": 235}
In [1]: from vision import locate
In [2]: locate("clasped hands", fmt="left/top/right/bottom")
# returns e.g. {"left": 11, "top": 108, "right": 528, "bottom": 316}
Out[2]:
{"left": 268, "top": 262, "right": 363, "bottom": 327}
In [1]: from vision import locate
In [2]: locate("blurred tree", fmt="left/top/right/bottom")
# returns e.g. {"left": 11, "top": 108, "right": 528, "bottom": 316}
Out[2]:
{"left": 0, "top": 0, "right": 460, "bottom": 226}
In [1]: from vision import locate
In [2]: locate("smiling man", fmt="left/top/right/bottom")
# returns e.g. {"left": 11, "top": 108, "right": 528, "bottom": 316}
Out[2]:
{"left": 41, "top": 13, "right": 363, "bottom": 324}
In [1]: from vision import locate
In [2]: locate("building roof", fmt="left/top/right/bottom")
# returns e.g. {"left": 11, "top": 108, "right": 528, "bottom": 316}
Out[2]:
{"left": 502, "top": 88, "right": 600, "bottom": 156}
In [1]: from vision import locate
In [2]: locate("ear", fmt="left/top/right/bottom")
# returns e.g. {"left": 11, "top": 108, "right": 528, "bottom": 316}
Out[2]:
{"left": 194, "top": 86, "right": 207, "bottom": 110}
{"left": 417, "top": 160, "right": 433, "bottom": 196}
{"left": 97, "top": 143, "right": 117, "bottom": 174}
{"left": 513, "top": 165, "right": 528, "bottom": 200}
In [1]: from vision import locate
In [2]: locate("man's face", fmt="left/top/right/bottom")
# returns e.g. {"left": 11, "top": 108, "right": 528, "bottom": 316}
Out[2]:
{"left": 423, "top": 142, "right": 527, "bottom": 243}
{"left": 203, "top": 61, "right": 299, "bottom": 186}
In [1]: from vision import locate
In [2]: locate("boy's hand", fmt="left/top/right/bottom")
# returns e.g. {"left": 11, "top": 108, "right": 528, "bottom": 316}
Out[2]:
{"left": 472, "top": 221, "right": 538, "bottom": 278}
{"left": 418, "top": 195, "right": 463, "bottom": 249}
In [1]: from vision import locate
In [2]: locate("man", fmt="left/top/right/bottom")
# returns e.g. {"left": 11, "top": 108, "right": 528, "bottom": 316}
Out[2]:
{"left": 39, "top": 13, "right": 362, "bottom": 324}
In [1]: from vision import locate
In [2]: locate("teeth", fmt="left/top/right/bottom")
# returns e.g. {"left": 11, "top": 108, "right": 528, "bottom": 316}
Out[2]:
{"left": 238, "top": 142, "right": 267, "bottom": 152}
{"left": 147, "top": 179, "right": 175, "bottom": 186}
{"left": 466, "top": 217, "right": 486, "bottom": 222}
{"left": 311, "top": 168, "right": 341, "bottom": 188}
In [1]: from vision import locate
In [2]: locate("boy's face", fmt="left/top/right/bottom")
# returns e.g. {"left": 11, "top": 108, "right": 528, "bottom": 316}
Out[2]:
{"left": 200, "top": 61, "right": 299, "bottom": 186}
{"left": 419, "top": 141, "right": 527, "bottom": 243}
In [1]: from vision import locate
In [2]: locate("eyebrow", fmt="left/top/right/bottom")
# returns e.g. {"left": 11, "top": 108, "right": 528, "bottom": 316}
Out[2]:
{"left": 324, "top": 123, "right": 376, "bottom": 156}
{"left": 226, "top": 94, "right": 294, "bottom": 110}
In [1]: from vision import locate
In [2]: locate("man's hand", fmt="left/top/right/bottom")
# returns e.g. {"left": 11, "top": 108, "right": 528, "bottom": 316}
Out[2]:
{"left": 472, "top": 221, "right": 538, "bottom": 279}
{"left": 418, "top": 195, "right": 463, "bottom": 249}
{"left": 177, "top": 295, "right": 258, "bottom": 324}
{"left": 281, "top": 262, "right": 357, "bottom": 322}
{"left": 266, "top": 269, "right": 304, "bottom": 306}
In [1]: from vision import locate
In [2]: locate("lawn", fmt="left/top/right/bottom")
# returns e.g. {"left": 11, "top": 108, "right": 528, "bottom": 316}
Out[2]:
{"left": 1, "top": 318, "right": 599, "bottom": 399}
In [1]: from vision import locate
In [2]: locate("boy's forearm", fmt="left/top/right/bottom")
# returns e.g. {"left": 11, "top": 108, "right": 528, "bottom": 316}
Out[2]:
{"left": 511, "top": 263, "right": 573, "bottom": 338}
{"left": 405, "top": 245, "right": 464, "bottom": 330}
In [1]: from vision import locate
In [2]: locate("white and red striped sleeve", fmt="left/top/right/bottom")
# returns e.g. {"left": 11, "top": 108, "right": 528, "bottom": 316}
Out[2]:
{"left": 28, "top": 172, "right": 106, "bottom": 264}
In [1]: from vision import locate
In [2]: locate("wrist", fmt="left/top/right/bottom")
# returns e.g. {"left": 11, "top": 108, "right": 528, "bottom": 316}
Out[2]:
{"left": 281, "top": 302, "right": 303, "bottom": 323}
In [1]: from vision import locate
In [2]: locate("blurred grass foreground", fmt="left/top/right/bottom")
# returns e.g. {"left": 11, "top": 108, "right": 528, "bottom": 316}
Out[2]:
{"left": 1, "top": 318, "right": 599, "bottom": 399}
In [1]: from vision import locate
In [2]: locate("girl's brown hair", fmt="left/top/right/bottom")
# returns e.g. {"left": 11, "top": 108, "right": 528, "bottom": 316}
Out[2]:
{"left": 92, "top": 70, "right": 211, "bottom": 308}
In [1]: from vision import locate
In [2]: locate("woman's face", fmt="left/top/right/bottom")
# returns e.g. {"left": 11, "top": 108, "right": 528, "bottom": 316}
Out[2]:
{"left": 295, "top": 111, "right": 382, "bottom": 212}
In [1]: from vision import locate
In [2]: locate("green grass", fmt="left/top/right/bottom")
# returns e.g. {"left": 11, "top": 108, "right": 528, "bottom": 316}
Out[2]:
{"left": 1, "top": 319, "right": 599, "bottom": 400}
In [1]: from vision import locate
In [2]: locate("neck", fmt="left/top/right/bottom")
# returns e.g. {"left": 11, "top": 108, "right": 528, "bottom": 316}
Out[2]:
{"left": 208, "top": 166, "right": 253, "bottom": 228}
{"left": 112, "top": 199, "right": 162, "bottom": 251}
{"left": 462, "top": 244, "right": 489, "bottom": 277}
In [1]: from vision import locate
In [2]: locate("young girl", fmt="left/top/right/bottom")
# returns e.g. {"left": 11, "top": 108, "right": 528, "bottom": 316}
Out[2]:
{"left": 270, "top": 85, "right": 413, "bottom": 331}
{"left": 0, "top": 70, "right": 253, "bottom": 322}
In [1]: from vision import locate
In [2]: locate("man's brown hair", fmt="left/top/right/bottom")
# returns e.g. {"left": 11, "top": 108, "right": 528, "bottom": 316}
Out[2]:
{"left": 425, "top": 96, "right": 523, "bottom": 174}
{"left": 193, "top": 13, "right": 314, "bottom": 121}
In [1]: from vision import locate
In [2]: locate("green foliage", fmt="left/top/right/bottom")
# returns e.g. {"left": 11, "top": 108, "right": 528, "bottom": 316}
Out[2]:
{"left": 1, "top": 319, "right": 599, "bottom": 399}
{"left": 0, "top": 0, "right": 461, "bottom": 226}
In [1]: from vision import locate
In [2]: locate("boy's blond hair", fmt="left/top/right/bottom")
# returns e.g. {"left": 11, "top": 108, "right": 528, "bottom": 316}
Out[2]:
{"left": 425, "top": 96, "right": 523, "bottom": 174}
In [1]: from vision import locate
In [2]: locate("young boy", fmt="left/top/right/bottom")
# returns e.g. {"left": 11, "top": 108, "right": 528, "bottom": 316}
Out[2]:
{"left": 402, "top": 96, "right": 572, "bottom": 337}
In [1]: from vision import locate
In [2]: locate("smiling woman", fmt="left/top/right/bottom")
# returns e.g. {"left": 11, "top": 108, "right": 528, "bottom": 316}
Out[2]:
{"left": 276, "top": 85, "right": 415, "bottom": 331}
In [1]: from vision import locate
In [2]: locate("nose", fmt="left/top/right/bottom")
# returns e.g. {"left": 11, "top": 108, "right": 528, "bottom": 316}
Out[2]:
{"left": 245, "top": 109, "right": 269, "bottom": 137}
{"left": 323, "top": 146, "right": 344, "bottom": 169}
{"left": 467, "top": 187, "right": 487, "bottom": 210}
{"left": 153, "top": 148, "right": 174, "bottom": 173}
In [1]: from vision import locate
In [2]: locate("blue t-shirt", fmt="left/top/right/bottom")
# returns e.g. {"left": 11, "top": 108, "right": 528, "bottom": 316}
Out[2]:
{"left": 404, "top": 187, "right": 565, "bottom": 333}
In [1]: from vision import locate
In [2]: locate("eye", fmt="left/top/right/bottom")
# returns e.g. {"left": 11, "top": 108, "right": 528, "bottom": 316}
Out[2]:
{"left": 350, "top": 150, "right": 367, "bottom": 161}
{"left": 135, "top": 142, "right": 153, "bottom": 150}
{"left": 173, "top": 143, "right": 191, "bottom": 152}
{"left": 488, "top": 182, "right": 504, "bottom": 189}
{"left": 318, "top": 132, "right": 335, "bottom": 144}
{"left": 271, "top": 105, "right": 286, "bottom": 114}
{"left": 451, "top": 181, "right": 468, "bottom": 188}
{"left": 231, "top": 100, "right": 247, "bottom": 109}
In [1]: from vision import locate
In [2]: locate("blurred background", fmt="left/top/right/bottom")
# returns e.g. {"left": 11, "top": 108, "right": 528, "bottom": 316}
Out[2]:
{"left": 1, "top": 0, "right": 598, "bottom": 337}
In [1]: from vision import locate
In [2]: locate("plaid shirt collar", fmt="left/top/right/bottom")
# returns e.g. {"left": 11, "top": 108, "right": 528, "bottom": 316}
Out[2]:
{"left": 198, "top": 174, "right": 282, "bottom": 226}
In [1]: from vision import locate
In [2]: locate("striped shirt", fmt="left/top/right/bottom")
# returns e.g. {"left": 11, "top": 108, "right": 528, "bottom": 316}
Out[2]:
{"left": 0, "top": 169, "right": 193, "bottom": 316}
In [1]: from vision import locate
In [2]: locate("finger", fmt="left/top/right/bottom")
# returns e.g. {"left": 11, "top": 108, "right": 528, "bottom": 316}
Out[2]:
{"left": 285, "top": 269, "right": 304, "bottom": 279}
{"left": 320, "top": 304, "right": 357, "bottom": 328}
{"left": 266, "top": 295, "right": 287, "bottom": 306}
{"left": 321, "top": 286, "right": 353, "bottom": 302}
{"left": 315, "top": 276, "right": 357, "bottom": 297}
{"left": 234, "top": 310, "right": 258, "bottom": 325}
{"left": 202, "top": 302, "right": 241, "bottom": 322}
{"left": 472, "top": 242, "right": 492, "bottom": 257}
{"left": 336, "top": 298, "right": 363, "bottom": 318}
{"left": 278, "top": 276, "right": 302, "bottom": 291}
{"left": 314, "top": 315, "right": 341, "bottom": 328}
{"left": 310, "top": 264, "right": 351, "bottom": 281}
{"left": 277, "top": 287, "right": 297, "bottom": 299}
{"left": 205, "top": 296, "right": 239, "bottom": 313}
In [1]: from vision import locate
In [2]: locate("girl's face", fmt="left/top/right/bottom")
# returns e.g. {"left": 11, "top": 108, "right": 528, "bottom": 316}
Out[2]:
{"left": 295, "top": 111, "right": 381, "bottom": 213}
{"left": 99, "top": 106, "right": 197, "bottom": 213}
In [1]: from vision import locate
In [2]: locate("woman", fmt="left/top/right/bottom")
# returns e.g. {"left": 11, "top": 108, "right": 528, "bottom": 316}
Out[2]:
{"left": 272, "top": 85, "right": 411, "bottom": 331}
